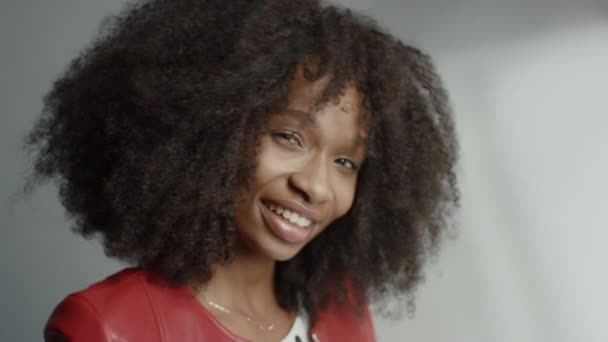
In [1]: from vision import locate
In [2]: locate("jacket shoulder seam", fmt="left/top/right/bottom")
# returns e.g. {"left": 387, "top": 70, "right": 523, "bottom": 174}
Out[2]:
{"left": 139, "top": 273, "right": 166, "bottom": 342}
{"left": 69, "top": 293, "right": 112, "bottom": 341}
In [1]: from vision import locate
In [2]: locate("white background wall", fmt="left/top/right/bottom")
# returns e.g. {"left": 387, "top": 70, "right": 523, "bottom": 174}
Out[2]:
{"left": 2, "top": 1, "right": 607, "bottom": 341}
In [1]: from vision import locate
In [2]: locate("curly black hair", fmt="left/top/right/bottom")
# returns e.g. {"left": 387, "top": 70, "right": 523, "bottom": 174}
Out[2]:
{"left": 25, "top": 0, "right": 459, "bottom": 321}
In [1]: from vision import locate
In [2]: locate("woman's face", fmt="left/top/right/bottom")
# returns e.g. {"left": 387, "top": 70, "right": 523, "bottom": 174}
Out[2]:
{"left": 234, "top": 67, "right": 367, "bottom": 261}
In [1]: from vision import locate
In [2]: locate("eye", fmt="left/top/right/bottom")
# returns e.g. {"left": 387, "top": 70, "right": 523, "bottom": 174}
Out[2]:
{"left": 335, "top": 157, "right": 358, "bottom": 171}
{"left": 271, "top": 130, "right": 303, "bottom": 148}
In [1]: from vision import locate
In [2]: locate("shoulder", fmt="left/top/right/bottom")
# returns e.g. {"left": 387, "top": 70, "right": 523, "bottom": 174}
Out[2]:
{"left": 44, "top": 268, "right": 167, "bottom": 341}
{"left": 63, "top": 267, "right": 150, "bottom": 305}
{"left": 44, "top": 293, "right": 107, "bottom": 341}
{"left": 311, "top": 283, "right": 376, "bottom": 342}
{"left": 44, "top": 268, "right": 233, "bottom": 342}
{"left": 312, "top": 300, "right": 375, "bottom": 342}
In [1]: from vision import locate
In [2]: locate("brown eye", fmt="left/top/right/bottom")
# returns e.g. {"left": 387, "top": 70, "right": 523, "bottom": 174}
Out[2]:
{"left": 272, "top": 130, "right": 303, "bottom": 148}
{"left": 335, "top": 157, "right": 358, "bottom": 171}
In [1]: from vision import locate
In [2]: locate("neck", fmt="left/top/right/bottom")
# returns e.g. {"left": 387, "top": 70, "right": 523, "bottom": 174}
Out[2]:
{"left": 195, "top": 241, "right": 279, "bottom": 313}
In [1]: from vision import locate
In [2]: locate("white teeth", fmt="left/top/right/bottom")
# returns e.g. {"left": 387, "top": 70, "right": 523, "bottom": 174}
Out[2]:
{"left": 266, "top": 202, "right": 312, "bottom": 228}
{"left": 297, "top": 217, "right": 308, "bottom": 226}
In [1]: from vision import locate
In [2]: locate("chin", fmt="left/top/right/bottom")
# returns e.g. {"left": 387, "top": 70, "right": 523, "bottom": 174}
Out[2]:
{"left": 236, "top": 231, "right": 306, "bottom": 261}
{"left": 255, "top": 235, "right": 308, "bottom": 261}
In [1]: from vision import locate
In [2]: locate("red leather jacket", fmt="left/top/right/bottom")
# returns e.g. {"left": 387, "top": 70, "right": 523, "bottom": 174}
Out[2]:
{"left": 45, "top": 268, "right": 376, "bottom": 341}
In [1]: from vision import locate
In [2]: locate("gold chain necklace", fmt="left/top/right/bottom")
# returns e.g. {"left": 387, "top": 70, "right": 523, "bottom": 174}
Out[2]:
{"left": 205, "top": 298, "right": 276, "bottom": 332}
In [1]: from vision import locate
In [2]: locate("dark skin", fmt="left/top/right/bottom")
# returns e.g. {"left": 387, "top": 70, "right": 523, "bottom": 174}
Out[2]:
{"left": 192, "top": 65, "right": 367, "bottom": 341}
{"left": 26, "top": 2, "right": 459, "bottom": 338}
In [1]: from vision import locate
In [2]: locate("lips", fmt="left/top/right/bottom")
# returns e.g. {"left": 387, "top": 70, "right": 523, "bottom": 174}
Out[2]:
{"left": 259, "top": 200, "right": 316, "bottom": 244}
{"left": 261, "top": 199, "right": 323, "bottom": 224}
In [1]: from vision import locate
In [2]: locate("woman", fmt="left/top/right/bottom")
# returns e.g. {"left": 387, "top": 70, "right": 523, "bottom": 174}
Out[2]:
{"left": 26, "top": 0, "right": 459, "bottom": 341}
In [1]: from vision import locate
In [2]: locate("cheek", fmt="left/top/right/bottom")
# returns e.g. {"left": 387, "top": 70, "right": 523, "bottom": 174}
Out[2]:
{"left": 332, "top": 178, "right": 358, "bottom": 218}
{"left": 255, "top": 138, "right": 287, "bottom": 180}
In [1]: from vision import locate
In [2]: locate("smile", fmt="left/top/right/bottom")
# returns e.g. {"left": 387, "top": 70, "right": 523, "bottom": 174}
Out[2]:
{"left": 263, "top": 202, "right": 313, "bottom": 228}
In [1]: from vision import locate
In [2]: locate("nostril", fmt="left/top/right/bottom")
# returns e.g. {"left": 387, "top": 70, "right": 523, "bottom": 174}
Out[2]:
{"left": 287, "top": 175, "right": 312, "bottom": 202}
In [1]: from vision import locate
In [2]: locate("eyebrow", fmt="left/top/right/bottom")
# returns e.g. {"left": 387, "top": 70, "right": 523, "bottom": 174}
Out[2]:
{"left": 276, "top": 108, "right": 317, "bottom": 125}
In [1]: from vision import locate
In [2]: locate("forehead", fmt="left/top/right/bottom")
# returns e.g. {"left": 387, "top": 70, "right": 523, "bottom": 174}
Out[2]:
{"left": 283, "top": 64, "right": 368, "bottom": 135}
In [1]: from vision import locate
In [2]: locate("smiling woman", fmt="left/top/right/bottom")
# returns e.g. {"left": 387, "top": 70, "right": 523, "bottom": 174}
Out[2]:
{"left": 235, "top": 66, "right": 367, "bottom": 262}
{"left": 25, "top": 0, "right": 459, "bottom": 341}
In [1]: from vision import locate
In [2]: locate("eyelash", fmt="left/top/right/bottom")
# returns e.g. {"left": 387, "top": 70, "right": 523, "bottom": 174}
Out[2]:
{"left": 273, "top": 131, "right": 302, "bottom": 147}
{"left": 271, "top": 130, "right": 359, "bottom": 171}
{"left": 336, "top": 158, "right": 358, "bottom": 171}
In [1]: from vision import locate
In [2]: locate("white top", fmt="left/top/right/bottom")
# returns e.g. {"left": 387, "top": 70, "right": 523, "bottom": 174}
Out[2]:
{"left": 280, "top": 310, "right": 310, "bottom": 342}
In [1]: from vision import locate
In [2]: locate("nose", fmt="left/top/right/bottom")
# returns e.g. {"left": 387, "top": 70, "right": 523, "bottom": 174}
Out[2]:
{"left": 288, "top": 154, "right": 332, "bottom": 204}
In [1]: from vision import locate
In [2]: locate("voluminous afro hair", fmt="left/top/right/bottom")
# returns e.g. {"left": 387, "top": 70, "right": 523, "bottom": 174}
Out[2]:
{"left": 26, "top": 0, "right": 459, "bottom": 320}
